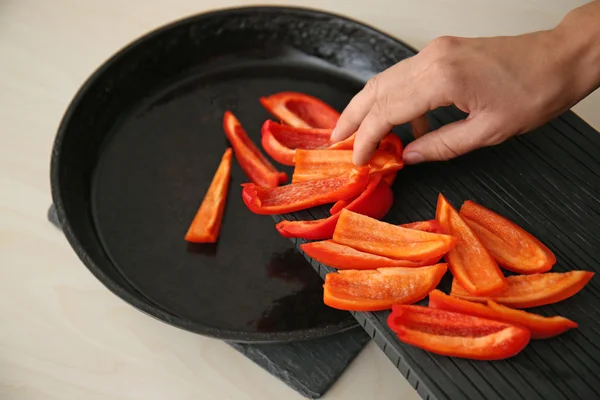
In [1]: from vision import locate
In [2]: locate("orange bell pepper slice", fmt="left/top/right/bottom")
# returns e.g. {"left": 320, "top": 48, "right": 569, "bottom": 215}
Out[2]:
{"left": 223, "top": 111, "right": 287, "bottom": 188}
{"left": 323, "top": 263, "right": 448, "bottom": 311}
{"left": 387, "top": 305, "right": 530, "bottom": 360}
{"left": 291, "top": 149, "right": 404, "bottom": 183}
{"left": 450, "top": 270, "right": 594, "bottom": 308}
{"left": 459, "top": 200, "right": 556, "bottom": 274}
{"left": 242, "top": 167, "right": 369, "bottom": 215}
{"left": 259, "top": 91, "right": 340, "bottom": 129}
{"left": 436, "top": 194, "right": 507, "bottom": 296}
{"left": 401, "top": 220, "right": 446, "bottom": 234}
{"left": 332, "top": 209, "right": 456, "bottom": 261}
{"left": 428, "top": 289, "right": 578, "bottom": 339}
{"left": 184, "top": 148, "right": 232, "bottom": 243}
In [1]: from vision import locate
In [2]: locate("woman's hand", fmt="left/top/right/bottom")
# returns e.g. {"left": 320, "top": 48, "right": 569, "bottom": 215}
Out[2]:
{"left": 330, "top": 1, "right": 600, "bottom": 166}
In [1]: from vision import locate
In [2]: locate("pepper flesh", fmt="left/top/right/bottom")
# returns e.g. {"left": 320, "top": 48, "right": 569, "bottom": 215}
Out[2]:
{"left": 387, "top": 305, "right": 530, "bottom": 360}
{"left": 242, "top": 167, "right": 369, "bottom": 215}
{"left": 333, "top": 209, "right": 456, "bottom": 261}
{"left": 402, "top": 220, "right": 446, "bottom": 235}
{"left": 185, "top": 148, "right": 232, "bottom": 243}
{"left": 259, "top": 91, "right": 340, "bottom": 129}
{"left": 459, "top": 200, "right": 556, "bottom": 274}
{"left": 323, "top": 264, "right": 448, "bottom": 311}
{"left": 436, "top": 194, "right": 507, "bottom": 296}
{"left": 275, "top": 174, "right": 393, "bottom": 240}
{"left": 450, "top": 270, "right": 594, "bottom": 308}
{"left": 223, "top": 111, "right": 287, "bottom": 188}
{"left": 292, "top": 149, "right": 404, "bottom": 183}
{"left": 428, "top": 289, "right": 578, "bottom": 339}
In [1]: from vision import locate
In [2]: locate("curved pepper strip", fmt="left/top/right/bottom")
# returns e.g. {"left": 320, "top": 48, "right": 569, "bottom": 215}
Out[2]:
{"left": 333, "top": 209, "right": 456, "bottom": 261}
{"left": 223, "top": 111, "right": 287, "bottom": 188}
{"left": 261, "top": 120, "right": 355, "bottom": 166}
{"left": 459, "top": 200, "right": 556, "bottom": 274}
{"left": 436, "top": 194, "right": 507, "bottom": 296}
{"left": 276, "top": 174, "right": 393, "bottom": 240}
{"left": 402, "top": 220, "right": 446, "bottom": 235}
{"left": 185, "top": 148, "right": 232, "bottom": 243}
{"left": 379, "top": 133, "right": 403, "bottom": 186}
{"left": 387, "top": 305, "right": 531, "bottom": 360}
{"left": 259, "top": 91, "right": 340, "bottom": 129}
{"left": 450, "top": 270, "right": 594, "bottom": 308}
{"left": 242, "top": 167, "right": 369, "bottom": 215}
{"left": 428, "top": 289, "right": 578, "bottom": 339}
{"left": 323, "top": 264, "right": 448, "bottom": 311}
{"left": 292, "top": 149, "right": 404, "bottom": 183}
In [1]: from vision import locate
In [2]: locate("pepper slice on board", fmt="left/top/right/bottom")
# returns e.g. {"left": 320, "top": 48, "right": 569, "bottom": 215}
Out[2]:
{"left": 402, "top": 220, "right": 446, "bottom": 235}
{"left": 259, "top": 91, "right": 340, "bottom": 129}
{"left": 333, "top": 209, "right": 456, "bottom": 261}
{"left": 387, "top": 305, "right": 531, "bottom": 360}
{"left": 275, "top": 174, "right": 393, "bottom": 240}
{"left": 450, "top": 270, "right": 594, "bottom": 308}
{"left": 292, "top": 149, "right": 404, "bottom": 183}
{"left": 323, "top": 264, "right": 448, "bottom": 311}
{"left": 428, "top": 289, "right": 578, "bottom": 339}
{"left": 436, "top": 194, "right": 507, "bottom": 296}
{"left": 459, "top": 200, "right": 556, "bottom": 274}
{"left": 184, "top": 148, "right": 232, "bottom": 243}
{"left": 301, "top": 240, "right": 441, "bottom": 270}
{"left": 223, "top": 111, "right": 287, "bottom": 188}
{"left": 242, "top": 167, "right": 369, "bottom": 215}
{"left": 260, "top": 120, "right": 355, "bottom": 166}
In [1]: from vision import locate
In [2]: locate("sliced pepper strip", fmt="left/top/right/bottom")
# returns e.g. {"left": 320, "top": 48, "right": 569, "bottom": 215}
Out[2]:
{"left": 450, "top": 270, "right": 594, "bottom": 308}
{"left": 459, "top": 200, "right": 556, "bottom": 274}
{"left": 436, "top": 194, "right": 507, "bottom": 296}
{"left": 323, "top": 264, "right": 448, "bottom": 311}
{"left": 428, "top": 289, "right": 578, "bottom": 339}
{"left": 184, "top": 148, "right": 232, "bottom": 243}
{"left": 301, "top": 240, "right": 441, "bottom": 270}
{"left": 223, "top": 111, "right": 287, "bottom": 188}
{"left": 242, "top": 167, "right": 369, "bottom": 215}
{"left": 379, "top": 133, "right": 403, "bottom": 186}
{"left": 387, "top": 305, "right": 530, "bottom": 360}
{"left": 261, "top": 120, "right": 354, "bottom": 166}
{"left": 333, "top": 209, "right": 456, "bottom": 261}
{"left": 275, "top": 174, "right": 392, "bottom": 240}
{"left": 259, "top": 91, "right": 340, "bottom": 129}
{"left": 292, "top": 149, "right": 404, "bottom": 183}
{"left": 401, "top": 220, "right": 446, "bottom": 235}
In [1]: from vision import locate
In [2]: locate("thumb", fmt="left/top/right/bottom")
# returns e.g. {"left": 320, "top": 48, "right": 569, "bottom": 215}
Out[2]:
{"left": 402, "top": 115, "right": 500, "bottom": 165}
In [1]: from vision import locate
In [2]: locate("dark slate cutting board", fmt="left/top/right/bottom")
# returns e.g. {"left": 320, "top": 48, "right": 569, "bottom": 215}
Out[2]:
{"left": 47, "top": 205, "right": 370, "bottom": 399}
{"left": 277, "top": 108, "right": 600, "bottom": 400}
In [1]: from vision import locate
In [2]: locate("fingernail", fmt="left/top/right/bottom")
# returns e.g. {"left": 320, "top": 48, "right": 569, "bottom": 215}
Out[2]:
{"left": 403, "top": 152, "right": 425, "bottom": 165}
{"left": 330, "top": 128, "right": 339, "bottom": 142}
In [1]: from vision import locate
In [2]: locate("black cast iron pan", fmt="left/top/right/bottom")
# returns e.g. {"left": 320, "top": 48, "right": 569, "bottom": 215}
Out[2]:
{"left": 50, "top": 6, "right": 415, "bottom": 343}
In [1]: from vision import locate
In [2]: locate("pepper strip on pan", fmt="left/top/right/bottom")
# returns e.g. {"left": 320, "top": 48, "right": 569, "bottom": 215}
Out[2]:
{"left": 223, "top": 111, "right": 287, "bottom": 188}
{"left": 459, "top": 200, "right": 556, "bottom": 274}
{"left": 259, "top": 91, "right": 341, "bottom": 129}
{"left": 387, "top": 305, "right": 530, "bottom": 360}
{"left": 323, "top": 264, "right": 448, "bottom": 311}
{"left": 184, "top": 148, "right": 232, "bottom": 243}
{"left": 436, "top": 194, "right": 507, "bottom": 296}
{"left": 242, "top": 167, "right": 369, "bottom": 215}
{"left": 450, "top": 270, "right": 594, "bottom": 308}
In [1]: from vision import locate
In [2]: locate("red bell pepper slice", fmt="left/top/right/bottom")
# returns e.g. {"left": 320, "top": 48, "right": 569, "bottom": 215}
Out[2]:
{"left": 329, "top": 197, "right": 353, "bottom": 215}
{"left": 184, "top": 148, "right": 232, "bottom": 243}
{"left": 292, "top": 149, "right": 404, "bottom": 183}
{"left": 333, "top": 209, "right": 457, "bottom": 261}
{"left": 260, "top": 120, "right": 355, "bottom": 166}
{"left": 387, "top": 305, "right": 531, "bottom": 360}
{"left": 301, "top": 240, "right": 441, "bottom": 270}
{"left": 223, "top": 111, "right": 287, "bottom": 188}
{"left": 259, "top": 91, "right": 340, "bottom": 129}
{"left": 450, "top": 270, "right": 594, "bottom": 308}
{"left": 242, "top": 167, "right": 369, "bottom": 215}
{"left": 436, "top": 194, "right": 507, "bottom": 296}
{"left": 275, "top": 174, "right": 393, "bottom": 240}
{"left": 379, "top": 133, "right": 403, "bottom": 185}
{"left": 459, "top": 200, "right": 556, "bottom": 274}
{"left": 401, "top": 220, "right": 446, "bottom": 235}
{"left": 428, "top": 289, "right": 578, "bottom": 339}
{"left": 323, "top": 263, "right": 448, "bottom": 311}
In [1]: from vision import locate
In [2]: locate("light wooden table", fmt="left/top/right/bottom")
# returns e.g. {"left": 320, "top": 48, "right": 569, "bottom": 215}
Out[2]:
{"left": 1, "top": 1, "right": 597, "bottom": 399}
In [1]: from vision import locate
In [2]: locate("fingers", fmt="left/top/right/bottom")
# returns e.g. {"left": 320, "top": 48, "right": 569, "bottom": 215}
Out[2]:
{"left": 352, "top": 104, "right": 394, "bottom": 165}
{"left": 330, "top": 78, "right": 377, "bottom": 143}
{"left": 409, "top": 115, "right": 431, "bottom": 139}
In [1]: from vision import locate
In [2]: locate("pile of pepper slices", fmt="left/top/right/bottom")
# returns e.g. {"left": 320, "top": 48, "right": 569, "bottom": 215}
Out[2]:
{"left": 185, "top": 91, "right": 594, "bottom": 361}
